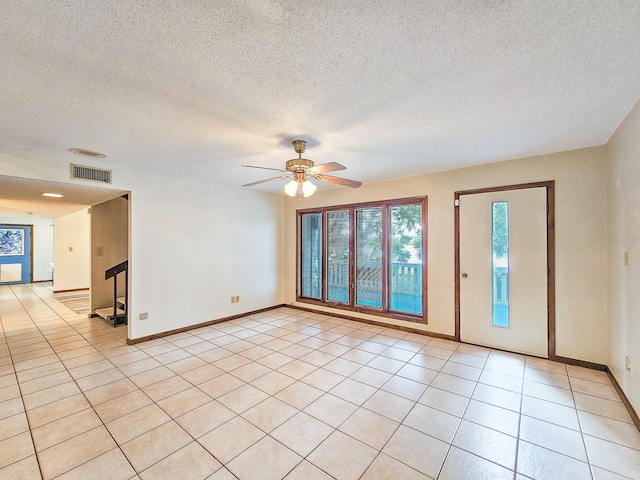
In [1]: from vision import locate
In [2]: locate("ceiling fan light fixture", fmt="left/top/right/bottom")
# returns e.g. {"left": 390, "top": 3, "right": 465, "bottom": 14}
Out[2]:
{"left": 284, "top": 179, "right": 299, "bottom": 197}
{"left": 302, "top": 179, "right": 317, "bottom": 197}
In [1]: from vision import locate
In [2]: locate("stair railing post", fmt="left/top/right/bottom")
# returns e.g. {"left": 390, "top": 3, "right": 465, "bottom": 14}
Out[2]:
{"left": 113, "top": 273, "right": 118, "bottom": 327}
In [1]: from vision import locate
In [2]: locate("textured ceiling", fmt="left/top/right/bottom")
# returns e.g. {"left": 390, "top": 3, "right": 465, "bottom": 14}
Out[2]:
{"left": 1, "top": 0, "right": 639, "bottom": 198}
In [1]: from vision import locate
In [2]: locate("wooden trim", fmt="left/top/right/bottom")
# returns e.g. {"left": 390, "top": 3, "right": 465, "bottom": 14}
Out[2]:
{"left": 288, "top": 304, "right": 455, "bottom": 341}
{"left": 454, "top": 181, "right": 556, "bottom": 358}
{"left": 126, "top": 304, "right": 287, "bottom": 344}
{"left": 32, "top": 279, "right": 52, "bottom": 283}
{"left": 297, "top": 196, "right": 428, "bottom": 324}
{"left": 553, "top": 355, "right": 607, "bottom": 371}
{"left": 607, "top": 369, "right": 640, "bottom": 432}
{"left": 53, "top": 287, "right": 90, "bottom": 294}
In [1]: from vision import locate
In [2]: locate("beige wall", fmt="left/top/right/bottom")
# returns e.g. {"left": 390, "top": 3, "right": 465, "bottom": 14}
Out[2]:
{"left": 284, "top": 147, "right": 608, "bottom": 364}
{"left": 606, "top": 98, "right": 640, "bottom": 413}
{"left": 91, "top": 196, "right": 129, "bottom": 312}
{"left": 53, "top": 209, "right": 90, "bottom": 291}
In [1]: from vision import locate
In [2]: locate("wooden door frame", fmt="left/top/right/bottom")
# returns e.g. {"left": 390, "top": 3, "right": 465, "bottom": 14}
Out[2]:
{"left": 454, "top": 181, "right": 556, "bottom": 359}
{"left": 0, "top": 223, "right": 34, "bottom": 284}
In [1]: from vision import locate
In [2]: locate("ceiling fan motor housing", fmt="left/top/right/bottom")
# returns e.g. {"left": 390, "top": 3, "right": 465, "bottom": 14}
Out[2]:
{"left": 285, "top": 158, "right": 314, "bottom": 172}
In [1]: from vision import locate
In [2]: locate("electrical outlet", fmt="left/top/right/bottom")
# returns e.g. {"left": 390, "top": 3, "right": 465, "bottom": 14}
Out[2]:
{"left": 231, "top": 296, "right": 236, "bottom": 304}
{"left": 235, "top": 295, "right": 240, "bottom": 303}
{"left": 139, "top": 312, "right": 148, "bottom": 320}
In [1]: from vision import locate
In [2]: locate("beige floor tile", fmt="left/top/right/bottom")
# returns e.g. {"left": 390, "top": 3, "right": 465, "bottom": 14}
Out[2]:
{"left": 350, "top": 365, "right": 393, "bottom": 388}
{"left": 198, "top": 416, "right": 265, "bottom": 464}
{"left": 362, "top": 390, "right": 415, "bottom": 422}
{"left": 284, "top": 460, "right": 334, "bottom": 479}
{"left": 418, "top": 386, "right": 469, "bottom": 417}
{"left": 0, "top": 412, "right": 29, "bottom": 441}
{"left": 524, "top": 366, "right": 571, "bottom": 389}
{"left": 471, "top": 383, "right": 522, "bottom": 412}
{"left": 194, "top": 371, "right": 244, "bottom": 397}
{"left": 440, "top": 446, "right": 513, "bottom": 480}
{"left": 463, "top": 399, "right": 520, "bottom": 437}
{"left": 32, "top": 408, "right": 102, "bottom": 452}
{"left": 156, "top": 386, "right": 211, "bottom": 418}
{"left": 274, "top": 381, "right": 324, "bottom": 409}
{"left": 179, "top": 363, "right": 224, "bottom": 385}
{"left": 22, "top": 381, "right": 80, "bottom": 410}
{"left": 381, "top": 375, "right": 429, "bottom": 401}
{"left": 118, "top": 358, "right": 163, "bottom": 377}
{"left": 431, "top": 372, "right": 476, "bottom": 397}
{"left": 107, "top": 403, "right": 171, "bottom": 444}
{"left": 271, "top": 411, "right": 334, "bottom": 457}
{"left": 142, "top": 375, "right": 191, "bottom": 402}
{"left": 26, "top": 393, "right": 90, "bottom": 428}
{"left": 93, "top": 389, "right": 153, "bottom": 423}
{"left": 218, "top": 384, "right": 270, "bottom": 414}
{"left": 166, "top": 356, "right": 208, "bottom": 375}
{"left": 420, "top": 345, "right": 454, "bottom": 361}
{"left": 128, "top": 366, "right": 176, "bottom": 389}
{"left": 227, "top": 436, "right": 302, "bottom": 480}
{"left": 301, "top": 368, "right": 345, "bottom": 392}
{"left": 525, "top": 356, "right": 567, "bottom": 375}
{"left": 56, "top": 448, "right": 135, "bottom": 480}
{"left": 139, "top": 442, "right": 221, "bottom": 480}
{"left": 570, "top": 377, "right": 621, "bottom": 403}
{"left": 308, "top": 430, "right": 377, "bottom": 480}
{"left": 408, "top": 353, "right": 447, "bottom": 371}
{"left": 305, "top": 393, "right": 358, "bottom": 428}
{"left": 18, "top": 370, "right": 73, "bottom": 395}
{"left": 584, "top": 434, "right": 640, "bottom": 478}
{"left": 0, "top": 455, "right": 41, "bottom": 480}
{"left": 175, "top": 400, "right": 236, "bottom": 438}
{"left": 250, "top": 370, "right": 296, "bottom": 395}
{"left": 382, "top": 425, "right": 449, "bottom": 478}
{"left": 517, "top": 440, "right": 592, "bottom": 480}
{"left": 479, "top": 369, "right": 523, "bottom": 393}
{"left": 520, "top": 415, "right": 587, "bottom": 461}
{"left": 230, "top": 361, "right": 272, "bottom": 382}
{"left": 360, "top": 453, "right": 431, "bottom": 480}
{"left": 450, "top": 350, "right": 489, "bottom": 367}
{"left": 257, "top": 352, "right": 295, "bottom": 369}
{"left": 213, "top": 353, "right": 253, "bottom": 372}
{"left": 68, "top": 360, "right": 114, "bottom": 380}
{"left": 84, "top": 378, "right": 139, "bottom": 405}
{"left": 366, "top": 355, "right": 405, "bottom": 374}
{"left": 567, "top": 364, "right": 612, "bottom": 385}
{"left": 38, "top": 426, "right": 116, "bottom": 479}
{"left": 523, "top": 380, "right": 574, "bottom": 407}
{"left": 75, "top": 367, "right": 126, "bottom": 391}
{"left": 521, "top": 395, "right": 581, "bottom": 430}
{"left": 241, "top": 396, "right": 298, "bottom": 433}
{"left": 574, "top": 392, "right": 635, "bottom": 423}
{"left": 60, "top": 351, "right": 105, "bottom": 369}
{"left": 403, "top": 403, "right": 461, "bottom": 444}
{"left": 329, "top": 377, "right": 377, "bottom": 405}
{"left": 453, "top": 420, "right": 517, "bottom": 469}
{"left": 591, "top": 466, "right": 631, "bottom": 480}
{"left": 339, "top": 407, "right": 400, "bottom": 450}
{"left": 578, "top": 410, "right": 640, "bottom": 449}
{"left": 121, "top": 421, "right": 192, "bottom": 473}
{"left": 278, "top": 359, "right": 319, "bottom": 379}
{"left": 0, "top": 431, "right": 34, "bottom": 469}
{"left": 15, "top": 361, "right": 66, "bottom": 383}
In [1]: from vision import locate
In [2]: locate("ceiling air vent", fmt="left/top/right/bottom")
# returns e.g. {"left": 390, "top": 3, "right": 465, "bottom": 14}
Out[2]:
{"left": 70, "top": 164, "right": 112, "bottom": 184}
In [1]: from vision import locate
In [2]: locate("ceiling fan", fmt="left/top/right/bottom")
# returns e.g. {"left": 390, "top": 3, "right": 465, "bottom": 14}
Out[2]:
{"left": 242, "top": 140, "right": 362, "bottom": 198}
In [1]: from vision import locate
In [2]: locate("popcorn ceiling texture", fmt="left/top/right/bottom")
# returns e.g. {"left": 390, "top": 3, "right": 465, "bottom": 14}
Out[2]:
{"left": 0, "top": 0, "right": 639, "bottom": 191}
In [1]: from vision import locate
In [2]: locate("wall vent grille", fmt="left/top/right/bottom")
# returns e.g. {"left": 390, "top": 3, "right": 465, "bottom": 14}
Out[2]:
{"left": 70, "top": 164, "right": 112, "bottom": 184}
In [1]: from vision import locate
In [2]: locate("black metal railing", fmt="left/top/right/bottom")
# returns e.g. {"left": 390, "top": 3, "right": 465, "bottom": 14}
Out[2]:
{"left": 105, "top": 260, "right": 128, "bottom": 326}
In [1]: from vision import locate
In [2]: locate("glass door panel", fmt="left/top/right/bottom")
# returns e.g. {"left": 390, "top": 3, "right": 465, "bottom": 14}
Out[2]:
{"left": 300, "top": 213, "right": 322, "bottom": 299}
{"left": 327, "top": 210, "right": 350, "bottom": 304}
{"left": 390, "top": 204, "right": 423, "bottom": 315}
{"left": 355, "top": 208, "right": 382, "bottom": 308}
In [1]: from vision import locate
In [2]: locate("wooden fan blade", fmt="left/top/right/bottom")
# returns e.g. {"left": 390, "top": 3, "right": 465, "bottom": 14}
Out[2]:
{"left": 314, "top": 174, "right": 362, "bottom": 188}
{"left": 242, "top": 165, "right": 289, "bottom": 173}
{"left": 242, "top": 175, "right": 290, "bottom": 187}
{"left": 307, "top": 162, "right": 346, "bottom": 174}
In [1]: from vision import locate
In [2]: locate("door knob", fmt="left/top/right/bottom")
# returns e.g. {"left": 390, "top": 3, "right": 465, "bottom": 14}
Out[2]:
{"left": 461, "top": 273, "right": 468, "bottom": 278}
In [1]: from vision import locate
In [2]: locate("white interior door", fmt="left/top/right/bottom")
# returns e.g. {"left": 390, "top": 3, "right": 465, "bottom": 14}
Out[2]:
{"left": 459, "top": 187, "right": 548, "bottom": 357}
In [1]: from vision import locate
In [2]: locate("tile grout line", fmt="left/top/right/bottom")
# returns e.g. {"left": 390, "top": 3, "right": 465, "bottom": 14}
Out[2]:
{"left": 4, "top": 284, "right": 141, "bottom": 480}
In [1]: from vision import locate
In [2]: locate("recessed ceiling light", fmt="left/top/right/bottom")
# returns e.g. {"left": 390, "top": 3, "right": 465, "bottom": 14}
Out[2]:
{"left": 68, "top": 147, "right": 106, "bottom": 158}
{"left": 41, "top": 192, "right": 64, "bottom": 198}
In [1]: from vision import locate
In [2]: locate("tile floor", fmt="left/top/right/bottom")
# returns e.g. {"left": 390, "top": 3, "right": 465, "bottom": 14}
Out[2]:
{"left": 1, "top": 283, "right": 639, "bottom": 480}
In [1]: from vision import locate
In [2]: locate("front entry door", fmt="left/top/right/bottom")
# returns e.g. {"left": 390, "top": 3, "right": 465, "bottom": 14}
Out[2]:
{"left": 459, "top": 187, "right": 548, "bottom": 357}
{"left": 0, "top": 224, "right": 32, "bottom": 285}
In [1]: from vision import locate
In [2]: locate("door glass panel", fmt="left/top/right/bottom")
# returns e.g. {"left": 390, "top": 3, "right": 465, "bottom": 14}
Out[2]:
{"left": 301, "top": 213, "right": 322, "bottom": 299}
{"left": 492, "top": 201, "right": 509, "bottom": 327}
{"left": 355, "top": 208, "right": 382, "bottom": 308}
{"left": 390, "top": 205, "right": 423, "bottom": 314}
{"left": 327, "top": 210, "right": 350, "bottom": 304}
